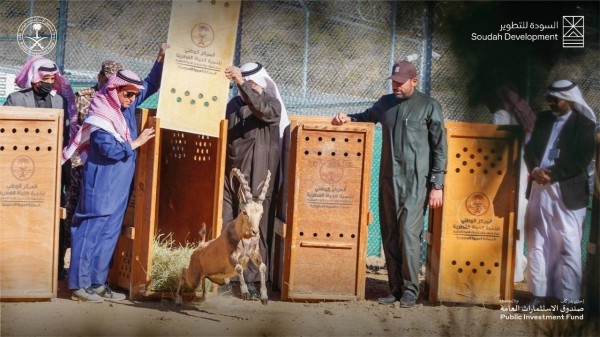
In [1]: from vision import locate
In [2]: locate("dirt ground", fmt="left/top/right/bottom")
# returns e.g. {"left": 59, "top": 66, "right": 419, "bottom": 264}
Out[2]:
{"left": 2, "top": 269, "right": 598, "bottom": 337}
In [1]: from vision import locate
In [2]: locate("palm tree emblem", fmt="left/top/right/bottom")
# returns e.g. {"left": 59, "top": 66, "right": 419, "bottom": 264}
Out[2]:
{"left": 191, "top": 23, "right": 214, "bottom": 48}
{"left": 11, "top": 156, "right": 35, "bottom": 180}
{"left": 26, "top": 22, "right": 47, "bottom": 51}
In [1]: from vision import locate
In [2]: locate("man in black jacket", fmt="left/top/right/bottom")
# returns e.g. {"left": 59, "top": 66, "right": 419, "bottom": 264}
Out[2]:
{"left": 522, "top": 80, "right": 596, "bottom": 310}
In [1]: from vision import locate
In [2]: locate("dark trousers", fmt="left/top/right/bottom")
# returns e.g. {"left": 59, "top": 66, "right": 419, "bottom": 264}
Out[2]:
{"left": 379, "top": 187, "right": 428, "bottom": 297}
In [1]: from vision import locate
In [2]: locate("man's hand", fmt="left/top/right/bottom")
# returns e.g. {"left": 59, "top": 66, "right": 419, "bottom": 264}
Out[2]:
{"left": 429, "top": 189, "right": 443, "bottom": 209}
{"left": 532, "top": 167, "right": 551, "bottom": 186}
{"left": 130, "top": 127, "right": 156, "bottom": 150}
{"left": 156, "top": 43, "right": 170, "bottom": 63}
{"left": 332, "top": 112, "right": 351, "bottom": 125}
{"left": 225, "top": 66, "right": 244, "bottom": 85}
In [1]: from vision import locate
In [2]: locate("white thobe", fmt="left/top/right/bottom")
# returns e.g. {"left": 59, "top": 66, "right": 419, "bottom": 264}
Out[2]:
{"left": 525, "top": 111, "right": 586, "bottom": 301}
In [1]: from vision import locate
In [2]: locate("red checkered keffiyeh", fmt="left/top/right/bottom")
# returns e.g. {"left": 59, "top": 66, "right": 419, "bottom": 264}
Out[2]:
{"left": 14, "top": 56, "right": 78, "bottom": 139}
{"left": 61, "top": 70, "right": 145, "bottom": 164}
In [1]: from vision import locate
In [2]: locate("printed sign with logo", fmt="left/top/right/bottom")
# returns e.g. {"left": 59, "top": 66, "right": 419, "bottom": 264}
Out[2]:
{"left": 157, "top": 0, "right": 241, "bottom": 137}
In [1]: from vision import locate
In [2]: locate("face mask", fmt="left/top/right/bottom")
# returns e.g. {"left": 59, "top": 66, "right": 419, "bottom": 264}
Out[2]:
{"left": 37, "top": 81, "right": 54, "bottom": 94}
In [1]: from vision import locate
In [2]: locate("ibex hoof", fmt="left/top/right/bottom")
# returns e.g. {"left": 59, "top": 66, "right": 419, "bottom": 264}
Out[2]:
{"left": 242, "top": 292, "right": 251, "bottom": 301}
{"left": 261, "top": 298, "right": 268, "bottom": 305}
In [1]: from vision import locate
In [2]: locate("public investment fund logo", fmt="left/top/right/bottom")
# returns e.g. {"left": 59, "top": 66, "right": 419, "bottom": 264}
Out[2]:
{"left": 191, "top": 23, "right": 214, "bottom": 48}
{"left": 17, "top": 16, "right": 57, "bottom": 56}
{"left": 563, "top": 16, "right": 584, "bottom": 48}
{"left": 11, "top": 156, "right": 35, "bottom": 181}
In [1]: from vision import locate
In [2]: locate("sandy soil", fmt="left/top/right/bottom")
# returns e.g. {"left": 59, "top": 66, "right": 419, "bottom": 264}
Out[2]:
{"left": 1, "top": 270, "right": 598, "bottom": 336}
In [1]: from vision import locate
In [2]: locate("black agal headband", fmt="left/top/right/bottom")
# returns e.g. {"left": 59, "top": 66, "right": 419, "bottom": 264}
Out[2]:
{"left": 241, "top": 63, "right": 263, "bottom": 77}
{"left": 116, "top": 70, "right": 143, "bottom": 86}
{"left": 548, "top": 81, "right": 577, "bottom": 92}
{"left": 38, "top": 65, "right": 57, "bottom": 72}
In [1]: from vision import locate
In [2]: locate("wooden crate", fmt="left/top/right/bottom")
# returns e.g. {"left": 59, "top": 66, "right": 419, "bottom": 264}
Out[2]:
{"left": 425, "top": 122, "right": 521, "bottom": 305}
{"left": 0, "top": 107, "right": 63, "bottom": 301}
{"left": 281, "top": 116, "right": 373, "bottom": 301}
{"left": 108, "top": 109, "right": 227, "bottom": 300}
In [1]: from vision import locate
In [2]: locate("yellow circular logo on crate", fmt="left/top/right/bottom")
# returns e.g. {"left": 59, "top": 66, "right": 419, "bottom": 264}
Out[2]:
{"left": 465, "top": 192, "right": 490, "bottom": 216}
{"left": 11, "top": 155, "right": 35, "bottom": 181}
{"left": 191, "top": 23, "right": 214, "bottom": 48}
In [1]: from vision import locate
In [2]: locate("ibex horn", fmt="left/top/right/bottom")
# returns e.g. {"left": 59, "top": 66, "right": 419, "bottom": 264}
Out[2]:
{"left": 230, "top": 168, "right": 253, "bottom": 203}
{"left": 257, "top": 170, "right": 271, "bottom": 203}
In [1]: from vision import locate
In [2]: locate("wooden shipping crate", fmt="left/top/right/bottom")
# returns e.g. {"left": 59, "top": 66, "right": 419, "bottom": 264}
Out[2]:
{"left": 425, "top": 122, "right": 521, "bottom": 305}
{"left": 108, "top": 109, "right": 227, "bottom": 300}
{"left": 281, "top": 116, "right": 373, "bottom": 301}
{"left": 0, "top": 107, "right": 63, "bottom": 301}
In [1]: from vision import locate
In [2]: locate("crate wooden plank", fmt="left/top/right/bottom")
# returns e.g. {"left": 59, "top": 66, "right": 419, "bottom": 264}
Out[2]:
{"left": 0, "top": 107, "right": 62, "bottom": 300}
{"left": 426, "top": 122, "right": 520, "bottom": 305}
{"left": 157, "top": 0, "right": 240, "bottom": 136}
{"left": 282, "top": 116, "right": 373, "bottom": 301}
{"left": 212, "top": 120, "right": 228, "bottom": 238}
{"left": 131, "top": 116, "right": 161, "bottom": 299}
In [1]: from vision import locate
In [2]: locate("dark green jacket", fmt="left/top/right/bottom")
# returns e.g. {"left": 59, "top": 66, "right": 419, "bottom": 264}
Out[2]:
{"left": 349, "top": 90, "right": 447, "bottom": 202}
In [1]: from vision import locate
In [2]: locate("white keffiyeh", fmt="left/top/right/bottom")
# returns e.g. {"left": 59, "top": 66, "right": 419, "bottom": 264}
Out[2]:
{"left": 547, "top": 80, "right": 595, "bottom": 122}
{"left": 240, "top": 62, "right": 290, "bottom": 138}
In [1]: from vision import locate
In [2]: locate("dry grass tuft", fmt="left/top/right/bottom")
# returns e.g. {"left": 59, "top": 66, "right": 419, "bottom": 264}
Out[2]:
{"left": 150, "top": 233, "right": 210, "bottom": 292}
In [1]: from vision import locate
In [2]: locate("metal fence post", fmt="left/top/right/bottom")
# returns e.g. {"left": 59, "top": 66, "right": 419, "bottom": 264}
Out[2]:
{"left": 55, "top": 0, "right": 68, "bottom": 73}
{"left": 419, "top": 1, "right": 433, "bottom": 96}
{"left": 231, "top": 5, "right": 243, "bottom": 99}
{"left": 298, "top": 0, "right": 309, "bottom": 102}
{"left": 388, "top": 1, "right": 397, "bottom": 94}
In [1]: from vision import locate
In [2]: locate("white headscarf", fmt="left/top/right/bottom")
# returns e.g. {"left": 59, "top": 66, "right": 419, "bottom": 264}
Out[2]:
{"left": 547, "top": 80, "right": 595, "bottom": 122}
{"left": 239, "top": 62, "right": 290, "bottom": 139}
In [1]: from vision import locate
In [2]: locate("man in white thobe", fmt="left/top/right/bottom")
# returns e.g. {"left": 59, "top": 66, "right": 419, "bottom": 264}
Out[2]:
{"left": 522, "top": 80, "right": 596, "bottom": 309}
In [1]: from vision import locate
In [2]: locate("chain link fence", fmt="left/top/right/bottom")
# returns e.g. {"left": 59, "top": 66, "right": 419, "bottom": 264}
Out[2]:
{"left": 1, "top": 1, "right": 598, "bottom": 265}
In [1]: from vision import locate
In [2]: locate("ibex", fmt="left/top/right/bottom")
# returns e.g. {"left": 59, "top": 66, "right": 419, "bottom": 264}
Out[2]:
{"left": 175, "top": 168, "right": 271, "bottom": 305}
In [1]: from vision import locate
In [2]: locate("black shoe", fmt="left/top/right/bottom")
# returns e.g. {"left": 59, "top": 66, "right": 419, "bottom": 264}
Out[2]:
{"left": 520, "top": 296, "right": 546, "bottom": 312}
{"left": 246, "top": 283, "right": 260, "bottom": 301}
{"left": 378, "top": 293, "right": 400, "bottom": 305}
{"left": 400, "top": 292, "right": 417, "bottom": 308}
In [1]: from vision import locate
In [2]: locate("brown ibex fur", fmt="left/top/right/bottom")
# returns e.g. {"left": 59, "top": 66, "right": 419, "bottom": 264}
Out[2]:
{"left": 175, "top": 168, "right": 271, "bottom": 305}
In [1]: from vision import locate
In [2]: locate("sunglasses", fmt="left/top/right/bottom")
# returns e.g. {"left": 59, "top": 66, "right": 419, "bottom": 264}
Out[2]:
{"left": 123, "top": 90, "right": 141, "bottom": 98}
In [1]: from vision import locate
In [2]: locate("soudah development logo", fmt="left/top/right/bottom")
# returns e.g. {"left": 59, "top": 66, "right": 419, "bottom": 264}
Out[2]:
{"left": 470, "top": 15, "right": 586, "bottom": 48}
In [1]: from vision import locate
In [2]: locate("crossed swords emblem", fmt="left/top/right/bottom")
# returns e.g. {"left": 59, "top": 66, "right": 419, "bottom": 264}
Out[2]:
{"left": 26, "top": 35, "right": 47, "bottom": 50}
